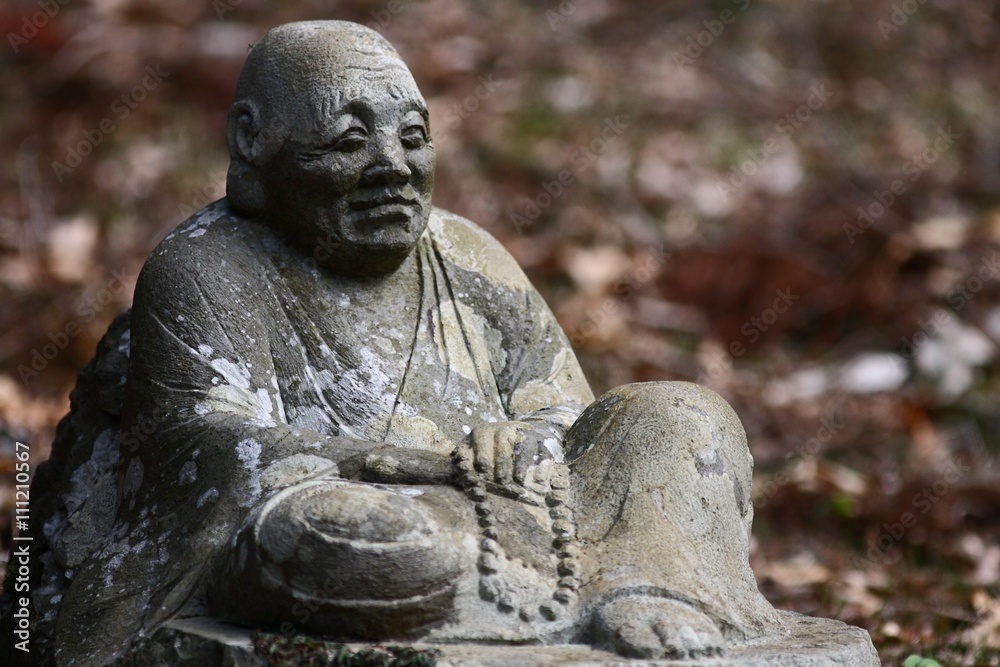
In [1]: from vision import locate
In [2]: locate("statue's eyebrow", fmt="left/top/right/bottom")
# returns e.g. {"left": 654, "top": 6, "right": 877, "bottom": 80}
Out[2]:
{"left": 333, "top": 97, "right": 428, "bottom": 126}
{"left": 399, "top": 100, "right": 430, "bottom": 124}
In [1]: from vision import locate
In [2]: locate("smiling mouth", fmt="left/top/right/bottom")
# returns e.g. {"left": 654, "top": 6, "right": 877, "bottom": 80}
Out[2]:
{"left": 349, "top": 190, "right": 420, "bottom": 211}
{"left": 354, "top": 203, "right": 415, "bottom": 225}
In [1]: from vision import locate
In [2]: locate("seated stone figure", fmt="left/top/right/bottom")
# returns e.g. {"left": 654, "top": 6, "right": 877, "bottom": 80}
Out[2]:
{"left": 7, "top": 20, "right": 878, "bottom": 667}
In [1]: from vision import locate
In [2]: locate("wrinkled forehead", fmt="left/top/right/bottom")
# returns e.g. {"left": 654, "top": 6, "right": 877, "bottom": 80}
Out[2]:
{"left": 288, "top": 57, "right": 426, "bottom": 144}
{"left": 306, "top": 56, "right": 425, "bottom": 114}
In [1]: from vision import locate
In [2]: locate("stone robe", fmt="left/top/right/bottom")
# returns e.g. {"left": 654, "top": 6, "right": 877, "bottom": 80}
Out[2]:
{"left": 53, "top": 200, "right": 594, "bottom": 663}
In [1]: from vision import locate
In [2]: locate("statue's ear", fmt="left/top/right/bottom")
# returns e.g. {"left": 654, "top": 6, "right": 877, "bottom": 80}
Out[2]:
{"left": 226, "top": 100, "right": 267, "bottom": 215}
{"left": 227, "top": 100, "right": 262, "bottom": 165}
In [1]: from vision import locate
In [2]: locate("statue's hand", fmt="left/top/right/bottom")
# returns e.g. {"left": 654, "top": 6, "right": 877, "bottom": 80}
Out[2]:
{"left": 339, "top": 443, "right": 455, "bottom": 485}
{"left": 467, "top": 421, "right": 561, "bottom": 499}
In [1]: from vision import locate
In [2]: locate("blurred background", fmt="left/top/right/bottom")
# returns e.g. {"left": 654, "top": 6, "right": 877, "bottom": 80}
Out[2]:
{"left": 1, "top": 0, "right": 999, "bottom": 663}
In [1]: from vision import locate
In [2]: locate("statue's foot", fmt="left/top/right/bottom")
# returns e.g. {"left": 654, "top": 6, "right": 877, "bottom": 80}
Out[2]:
{"left": 593, "top": 594, "right": 724, "bottom": 660}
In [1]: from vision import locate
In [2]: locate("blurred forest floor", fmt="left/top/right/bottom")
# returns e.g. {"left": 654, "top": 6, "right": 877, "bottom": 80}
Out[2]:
{"left": 2, "top": 0, "right": 1000, "bottom": 664}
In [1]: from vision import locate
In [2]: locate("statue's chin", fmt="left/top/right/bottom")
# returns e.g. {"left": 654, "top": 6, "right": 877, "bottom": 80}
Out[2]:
{"left": 320, "top": 245, "right": 415, "bottom": 278}
{"left": 346, "top": 207, "right": 427, "bottom": 247}
{"left": 267, "top": 208, "right": 427, "bottom": 278}
{"left": 331, "top": 210, "right": 428, "bottom": 276}
{"left": 310, "top": 233, "right": 421, "bottom": 278}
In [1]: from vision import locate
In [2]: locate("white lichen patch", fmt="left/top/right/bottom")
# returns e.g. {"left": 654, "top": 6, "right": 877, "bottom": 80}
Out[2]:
{"left": 542, "top": 437, "right": 564, "bottom": 463}
{"left": 118, "top": 328, "right": 131, "bottom": 354}
{"left": 176, "top": 201, "right": 221, "bottom": 236}
{"left": 153, "top": 543, "right": 170, "bottom": 566}
{"left": 269, "top": 376, "right": 286, "bottom": 422}
{"left": 210, "top": 358, "right": 251, "bottom": 389}
{"left": 197, "top": 487, "right": 219, "bottom": 508}
{"left": 65, "top": 429, "right": 120, "bottom": 515}
{"left": 99, "top": 532, "right": 150, "bottom": 588}
{"left": 235, "top": 438, "right": 262, "bottom": 507}
{"left": 343, "top": 347, "right": 392, "bottom": 399}
{"left": 301, "top": 344, "right": 402, "bottom": 430}
{"left": 179, "top": 460, "right": 197, "bottom": 485}
{"left": 466, "top": 388, "right": 487, "bottom": 407}
{"left": 252, "top": 387, "right": 276, "bottom": 427}
{"left": 104, "top": 552, "right": 125, "bottom": 586}
{"left": 204, "top": 382, "right": 264, "bottom": 419}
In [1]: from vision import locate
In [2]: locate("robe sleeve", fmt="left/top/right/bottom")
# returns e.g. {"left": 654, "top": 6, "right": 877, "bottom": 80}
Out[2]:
{"left": 497, "top": 286, "right": 595, "bottom": 440}
{"left": 57, "top": 229, "right": 393, "bottom": 664}
{"left": 122, "top": 243, "right": 370, "bottom": 519}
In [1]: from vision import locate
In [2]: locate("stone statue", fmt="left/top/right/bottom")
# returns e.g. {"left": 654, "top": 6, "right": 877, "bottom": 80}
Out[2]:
{"left": 5, "top": 20, "right": 879, "bottom": 666}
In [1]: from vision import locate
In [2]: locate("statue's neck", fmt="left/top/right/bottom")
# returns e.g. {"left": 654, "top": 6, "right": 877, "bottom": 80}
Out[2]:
{"left": 262, "top": 216, "right": 421, "bottom": 281}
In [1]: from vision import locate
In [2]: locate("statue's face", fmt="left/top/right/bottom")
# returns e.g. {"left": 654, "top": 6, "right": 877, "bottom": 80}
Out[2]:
{"left": 258, "top": 56, "right": 435, "bottom": 276}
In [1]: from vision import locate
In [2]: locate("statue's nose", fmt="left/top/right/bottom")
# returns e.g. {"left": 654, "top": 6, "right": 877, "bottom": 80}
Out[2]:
{"left": 363, "top": 136, "right": 411, "bottom": 186}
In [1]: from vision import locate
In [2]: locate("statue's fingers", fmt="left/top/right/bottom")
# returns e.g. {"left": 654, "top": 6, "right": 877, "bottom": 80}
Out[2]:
{"left": 512, "top": 438, "right": 533, "bottom": 485}
{"left": 493, "top": 428, "right": 515, "bottom": 485}
{"left": 692, "top": 633, "right": 724, "bottom": 657}
{"left": 472, "top": 429, "right": 495, "bottom": 477}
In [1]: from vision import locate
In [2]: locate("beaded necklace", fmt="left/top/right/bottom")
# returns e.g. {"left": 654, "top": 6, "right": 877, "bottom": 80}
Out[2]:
{"left": 451, "top": 443, "right": 581, "bottom": 622}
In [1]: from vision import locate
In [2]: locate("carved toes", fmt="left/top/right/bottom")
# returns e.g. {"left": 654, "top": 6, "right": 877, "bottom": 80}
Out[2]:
{"left": 652, "top": 621, "right": 724, "bottom": 658}
{"left": 595, "top": 594, "right": 725, "bottom": 660}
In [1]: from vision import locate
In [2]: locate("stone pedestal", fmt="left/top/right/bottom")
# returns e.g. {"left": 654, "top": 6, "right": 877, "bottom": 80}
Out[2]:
{"left": 137, "top": 613, "right": 880, "bottom": 666}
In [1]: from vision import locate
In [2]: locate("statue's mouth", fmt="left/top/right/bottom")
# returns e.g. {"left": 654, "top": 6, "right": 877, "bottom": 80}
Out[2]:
{"left": 354, "top": 203, "right": 416, "bottom": 226}
{"left": 349, "top": 187, "right": 421, "bottom": 211}
{"left": 348, "top": 188, "right": 423, "bottom": 229}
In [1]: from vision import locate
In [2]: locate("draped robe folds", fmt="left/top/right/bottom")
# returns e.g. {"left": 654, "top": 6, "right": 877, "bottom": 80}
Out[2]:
{"left": 53, "top": 200, "right": 594, "bottom": 663}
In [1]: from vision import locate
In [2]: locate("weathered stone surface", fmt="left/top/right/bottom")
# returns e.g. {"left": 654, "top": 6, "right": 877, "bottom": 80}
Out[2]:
{"left": 0, "top": 20, "right": 880, "bottom": 666}
{"left": 140, "top": 613, "right": 880, "bottom": 667}
{"left": 0, "top": 311, "right": 131, "bottom": 667}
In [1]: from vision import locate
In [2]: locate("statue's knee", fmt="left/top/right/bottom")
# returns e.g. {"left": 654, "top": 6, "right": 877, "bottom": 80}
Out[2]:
{"left": 568, "top": 381, "right": 745, "bottom": 455}
{"left": 566, "top": 381, "right": 753, "bottom": 506}
{"left": 589, "top": 381, "right": 740, "bottom": 423}
{"left": 210, "top": 481, "right": 463, "bottom": 637}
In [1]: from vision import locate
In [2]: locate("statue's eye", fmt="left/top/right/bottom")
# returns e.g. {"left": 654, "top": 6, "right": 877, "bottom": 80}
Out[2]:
{"left": 301, "top": 127, "right": 367, "bottom": 159}
{"left": 331, "top": 127, "right": 368, "bottom": 152}
{"left": 400, "top": 124, "right": 428, "bottom": 149}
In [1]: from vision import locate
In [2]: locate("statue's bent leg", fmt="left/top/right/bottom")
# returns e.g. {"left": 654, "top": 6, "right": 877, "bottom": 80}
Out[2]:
{"left": 208, "top": 478, "right": 469, "bottom": 639}
{"left": 565, "top": 381, "right": 783, "bottom": 657}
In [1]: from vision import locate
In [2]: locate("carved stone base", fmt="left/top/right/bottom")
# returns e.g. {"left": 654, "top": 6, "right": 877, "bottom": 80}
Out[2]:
{"left": 136, "top": 612, "right": 880, "bottom": 666}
